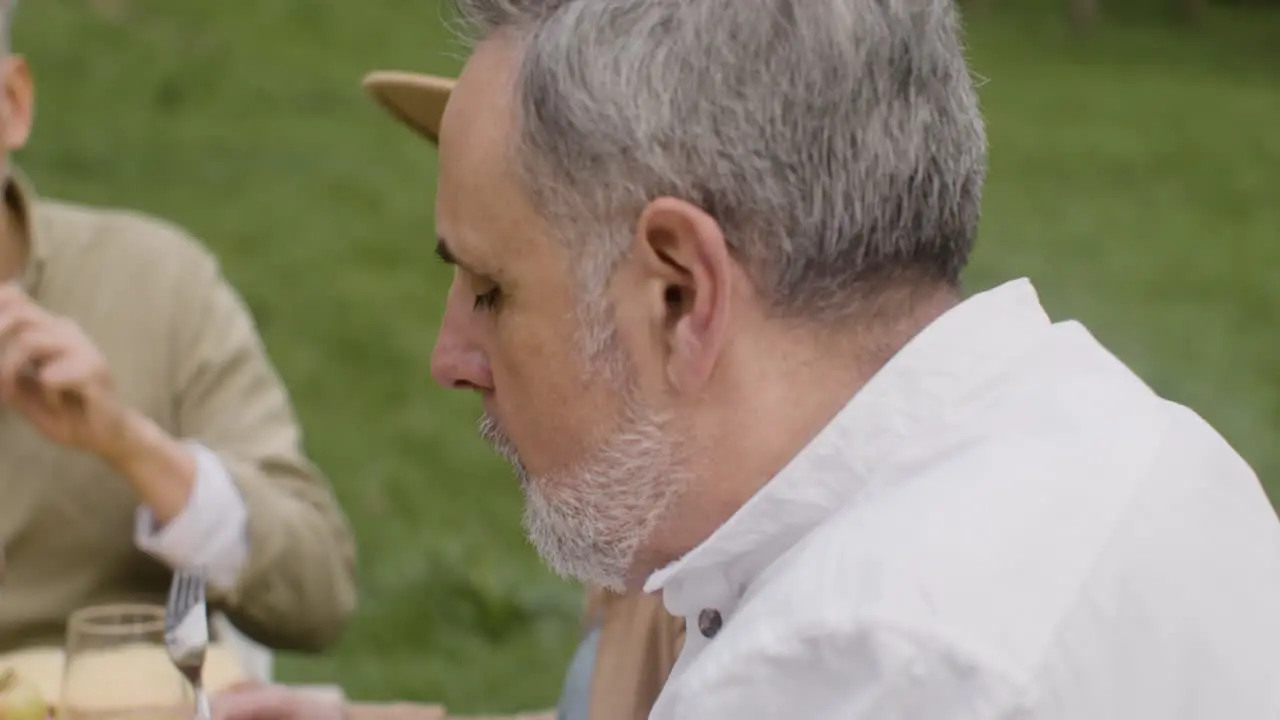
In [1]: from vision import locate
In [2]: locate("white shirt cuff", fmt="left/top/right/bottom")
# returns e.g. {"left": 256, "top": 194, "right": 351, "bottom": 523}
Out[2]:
{"left": 134, "top": 442, "right": 249, "bottom": 593}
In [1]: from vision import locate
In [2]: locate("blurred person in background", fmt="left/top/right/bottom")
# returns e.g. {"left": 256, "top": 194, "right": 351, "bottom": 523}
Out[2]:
{"left": 0, "top": 0, "right": 356, "bottom": 676}
{"left": 216, "top": 0, "right": 1280, "bottom": 718}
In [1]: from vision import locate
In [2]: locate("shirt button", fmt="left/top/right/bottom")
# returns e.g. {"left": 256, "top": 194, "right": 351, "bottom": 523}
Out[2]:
{"left": 697, "top": 608, "right": 723, "bottom": 639}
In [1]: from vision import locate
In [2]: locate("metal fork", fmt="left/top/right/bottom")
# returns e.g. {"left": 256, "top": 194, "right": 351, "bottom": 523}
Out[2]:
{"left": 164, "top": 568, "right": 211, "bottom": 720}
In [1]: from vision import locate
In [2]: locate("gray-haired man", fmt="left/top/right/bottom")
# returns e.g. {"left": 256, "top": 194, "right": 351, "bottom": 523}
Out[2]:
{"left": 218, "top": 0, "right": 1280, "bottom": 718}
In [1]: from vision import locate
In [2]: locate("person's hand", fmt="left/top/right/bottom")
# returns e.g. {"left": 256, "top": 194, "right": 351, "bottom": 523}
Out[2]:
{"left": 0, "top": 283, "right": 138, "bottom": 460}
{"left": 212, "top": 683, "right": 346, "bottom": 720}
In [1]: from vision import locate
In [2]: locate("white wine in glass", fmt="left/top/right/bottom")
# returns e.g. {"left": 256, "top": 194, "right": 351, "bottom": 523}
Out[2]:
{"left": 60, "top": 604, "right": 193, "bottom": 720}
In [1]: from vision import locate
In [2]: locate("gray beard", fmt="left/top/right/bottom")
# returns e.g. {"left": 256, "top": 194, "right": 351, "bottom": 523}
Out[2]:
{"left": 477, "top": 403, "right": 685, "bottom": 592}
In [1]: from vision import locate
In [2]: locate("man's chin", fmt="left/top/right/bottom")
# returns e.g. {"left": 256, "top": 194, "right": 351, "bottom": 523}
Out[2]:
{"left": 481, "top": 395, "right": 685, "bottom": 591}
{"left": 522, "top": 493, "right": 635, "bottom": 591}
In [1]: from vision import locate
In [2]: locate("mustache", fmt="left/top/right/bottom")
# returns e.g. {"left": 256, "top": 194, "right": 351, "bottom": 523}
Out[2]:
{"left": 478, "top": 412, "right": 523, "bottom": 468}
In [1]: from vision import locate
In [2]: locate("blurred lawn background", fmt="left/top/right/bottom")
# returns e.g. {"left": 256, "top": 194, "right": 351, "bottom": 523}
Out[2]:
{"left": 11, "top": 0, "right": 1280, "bottom": 714}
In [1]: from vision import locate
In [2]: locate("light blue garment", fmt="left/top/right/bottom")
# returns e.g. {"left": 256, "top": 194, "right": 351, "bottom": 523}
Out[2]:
{"left": 556, "top": 625, "right": 602, "bottom": 720}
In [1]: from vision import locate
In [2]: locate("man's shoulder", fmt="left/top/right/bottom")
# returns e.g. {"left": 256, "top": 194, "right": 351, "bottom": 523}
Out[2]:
{"left": 721, "top": 438, "right": 1140, "bottom": 680}
{"left": 730, "top": 392, "right": 1275, "bottom": 678}
{"left": 33, "top": 197, "right": 221, "bottom": 281}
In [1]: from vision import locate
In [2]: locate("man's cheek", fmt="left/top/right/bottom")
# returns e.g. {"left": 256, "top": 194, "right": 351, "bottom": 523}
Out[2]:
{"left": 491, "top": 327, "right": 558, "bottom": 384}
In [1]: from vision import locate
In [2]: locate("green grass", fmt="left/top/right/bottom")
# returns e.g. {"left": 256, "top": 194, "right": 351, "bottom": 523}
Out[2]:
{"left": 11, "top": 0, "right": 1280, "bottom": 714}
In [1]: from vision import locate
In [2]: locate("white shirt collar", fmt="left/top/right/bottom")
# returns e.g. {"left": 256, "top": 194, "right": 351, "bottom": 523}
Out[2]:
{"left": 644, "top": 278, "right": 1054, "bottom": 617}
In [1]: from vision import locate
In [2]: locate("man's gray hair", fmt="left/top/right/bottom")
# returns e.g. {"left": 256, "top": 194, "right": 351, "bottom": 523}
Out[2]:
{"left": 452, "top": 0, "right": 987, "bottom": 325}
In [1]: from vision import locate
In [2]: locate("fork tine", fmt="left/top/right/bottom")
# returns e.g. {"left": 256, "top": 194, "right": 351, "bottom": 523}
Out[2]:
{"left": 165, "top": 570, "right": 200, "bottom": 632}
{"left": 165, "top": 574, "right": 181, "bottom": 626}
{"left": 189, "top": 575, "right": 200, "bottom": 611}
{"left": 190, "top": 570, "right": 205, "bottom": 608}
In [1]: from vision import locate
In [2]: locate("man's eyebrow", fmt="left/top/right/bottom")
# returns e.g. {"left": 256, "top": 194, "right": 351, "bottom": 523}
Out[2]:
{"left": 436, "top": 234, "right": 498, "bottom": 280}
{"left": 434, "top": 237, "right": 457, "bottom": 265}
{"left": 435, "top": 235, "right": 479, "bottom": 275}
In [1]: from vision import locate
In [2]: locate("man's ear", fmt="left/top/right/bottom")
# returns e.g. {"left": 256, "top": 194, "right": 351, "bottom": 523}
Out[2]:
{"left": 633, "top": 197, "right": 733, "bottom": 393}
{"left": 0, "top": 56, "right": 33, "bottom": 153}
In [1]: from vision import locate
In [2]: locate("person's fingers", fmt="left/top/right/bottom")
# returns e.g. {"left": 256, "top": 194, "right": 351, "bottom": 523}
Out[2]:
{"left": 0, "top": 289, "right": 106, "bottom": 403}
{"left": 0, "top": 287, "right": 55, "bottom": 359}
{"left": 0, "top": 302, "right": 38, "bottom": 343}
{"left": 0, "top": 327, "right": 61, "bottom": 402}
{"left": 31, "top": 320, "right": 108, "bottom": 389}
{"left": 0, "top": 315, "right": 108, "bottom": 411}
{"left": 211, "top": 684, "right": 299, "bottom": 720}
{"left": 32, "top": 354, "right": 95, "bottom": 396}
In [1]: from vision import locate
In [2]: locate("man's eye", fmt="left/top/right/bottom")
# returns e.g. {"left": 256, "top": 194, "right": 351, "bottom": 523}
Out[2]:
{"left": 473, "top": 287, "right": 502, "bottom": 312}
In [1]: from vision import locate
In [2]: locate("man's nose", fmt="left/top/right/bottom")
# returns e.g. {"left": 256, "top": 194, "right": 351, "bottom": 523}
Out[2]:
{"left": 431, "top": 325, "right": 494, "bottom": 391}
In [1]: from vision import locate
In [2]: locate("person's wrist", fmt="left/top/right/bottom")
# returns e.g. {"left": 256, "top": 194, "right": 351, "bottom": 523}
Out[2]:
{"left": 98, "top": 409, "right": 196, "bottom": 523}
{"left": 97, "top": 408, "right": 168, "bottom": 471}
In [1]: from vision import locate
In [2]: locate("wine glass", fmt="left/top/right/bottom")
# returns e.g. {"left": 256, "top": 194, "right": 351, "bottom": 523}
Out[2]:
{"left": 60, "top": 604, "right": 193, "bottom": 720}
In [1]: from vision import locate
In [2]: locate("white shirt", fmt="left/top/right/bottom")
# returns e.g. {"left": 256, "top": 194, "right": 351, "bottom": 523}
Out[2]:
{"left": 646, "top": 279, "right": 1280, "bottom": 720}
{"left": 133, "top": 443, "right": 248, "bottom": 592}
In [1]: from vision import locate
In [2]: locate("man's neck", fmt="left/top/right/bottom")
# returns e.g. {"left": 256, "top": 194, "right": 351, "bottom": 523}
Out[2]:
{"left": 636, "top": 285, "right": 962, "bottom": 583}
